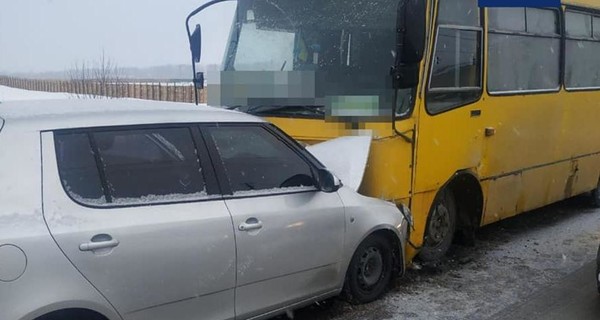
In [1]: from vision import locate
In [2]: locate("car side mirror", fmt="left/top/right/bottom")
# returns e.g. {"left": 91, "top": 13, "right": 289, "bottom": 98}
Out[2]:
{"left": 317, "top": 168, "right": 341, "bottom": 193}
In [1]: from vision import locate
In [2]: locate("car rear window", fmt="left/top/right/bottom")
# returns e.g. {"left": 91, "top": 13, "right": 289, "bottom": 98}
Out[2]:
{"left": 55, "top": 127, "right": 209, "bottom": 207}
{"left": 55, "top": 133, "right": 106, "bottom": 204}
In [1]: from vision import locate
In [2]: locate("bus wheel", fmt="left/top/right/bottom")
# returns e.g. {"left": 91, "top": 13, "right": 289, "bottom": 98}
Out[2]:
{"left": 592, "top": 185, "right": 600, "bottom": 208}
{"left": 419, "top": 189, "right": 457, "bottom": 262}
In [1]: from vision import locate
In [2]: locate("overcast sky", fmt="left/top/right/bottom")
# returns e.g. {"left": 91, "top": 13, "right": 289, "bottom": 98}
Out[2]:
{"left": 0, "top": 0, "right": 236, "bottom": 74}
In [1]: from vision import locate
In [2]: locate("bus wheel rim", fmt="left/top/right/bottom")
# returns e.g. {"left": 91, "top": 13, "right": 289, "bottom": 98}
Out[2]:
{"left": 428, "top": 203, "right": 451, "bottom": 247}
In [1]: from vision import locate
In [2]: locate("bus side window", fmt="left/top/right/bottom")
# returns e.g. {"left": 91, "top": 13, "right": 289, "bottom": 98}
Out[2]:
{"left": 426, "top": 0, "right": 482, "bottom": 114}
{"left": 488, "top": 8, "right": 560, "bottom": 94}
{"left": 565, "top": 11, "right": 600, "bottom": 90}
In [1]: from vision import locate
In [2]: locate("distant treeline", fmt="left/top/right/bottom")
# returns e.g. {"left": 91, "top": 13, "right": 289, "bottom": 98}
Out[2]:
{"left": 0, "top": 76, "right": 206, "bottom": 103}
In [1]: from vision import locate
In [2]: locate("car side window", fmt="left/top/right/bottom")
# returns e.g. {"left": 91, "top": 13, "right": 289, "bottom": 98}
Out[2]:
{"left": 94, "top": 128, "right": 206, "bottom": 204}
{"left": 55, "top": 133, "right": 106, "bottom": 204}
{"left": 206, "top": 125, "right": 316, "bottom": 196}
{"left": 55, "top": 127, "right": 209, "bottom": 207}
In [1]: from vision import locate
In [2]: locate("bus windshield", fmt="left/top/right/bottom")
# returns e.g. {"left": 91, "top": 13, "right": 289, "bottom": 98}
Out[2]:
{"left": 212, "top": 0, "right": 412, "bottom": 117}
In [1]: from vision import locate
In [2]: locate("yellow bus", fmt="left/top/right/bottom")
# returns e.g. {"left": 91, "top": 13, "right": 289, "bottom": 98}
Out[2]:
{"left": 190, "top": 0, "right": 600, "bottom": 262}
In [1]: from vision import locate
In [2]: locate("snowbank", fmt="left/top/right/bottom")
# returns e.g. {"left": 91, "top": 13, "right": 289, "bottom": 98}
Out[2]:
{"left": 0, "top": 85, "right": 72, "bottom": 102}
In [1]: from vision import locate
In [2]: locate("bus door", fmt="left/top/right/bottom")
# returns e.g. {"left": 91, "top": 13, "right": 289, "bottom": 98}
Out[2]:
{"left": 411, "top": 0, "right": 487, "bottom": 258}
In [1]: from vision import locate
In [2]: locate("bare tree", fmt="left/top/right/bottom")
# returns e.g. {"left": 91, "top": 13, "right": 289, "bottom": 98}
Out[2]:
{"left": 94, "top": 51, "right": 124, "bottom": 98}
{"left": 67, "top": 60, "right": 92, "bottom": 99}
{"left": 68, "top": 51, "right": 124, "bottom": 99}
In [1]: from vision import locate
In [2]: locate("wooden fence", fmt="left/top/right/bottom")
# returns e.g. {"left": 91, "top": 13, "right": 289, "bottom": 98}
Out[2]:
{"left": 0, "top": 76, "right": 207, "bottom": 103}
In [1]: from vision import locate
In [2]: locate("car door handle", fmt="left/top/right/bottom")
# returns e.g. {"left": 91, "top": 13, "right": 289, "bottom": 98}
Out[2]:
{"left": 239, "top": 218, "right": 263, "bottom": 232}
{"left": 79, "top": 234, "right": 120, "bottom": 252}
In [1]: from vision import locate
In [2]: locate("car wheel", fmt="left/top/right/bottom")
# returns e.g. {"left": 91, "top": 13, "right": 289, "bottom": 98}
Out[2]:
{"left": 418, "top": 188, "right": 457, "bottom": 262}
{"left": 343, "top": 234, "right": 393, "bottom": 304}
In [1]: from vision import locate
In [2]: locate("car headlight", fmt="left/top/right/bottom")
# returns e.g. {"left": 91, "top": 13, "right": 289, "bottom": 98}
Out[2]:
{"left": 399, "top": 204, "right": 414, "bottom": 231}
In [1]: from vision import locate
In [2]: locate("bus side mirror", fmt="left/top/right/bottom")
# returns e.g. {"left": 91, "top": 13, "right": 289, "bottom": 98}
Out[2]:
{"left": 393, "top": 0, "right": 426, "bottom": 89}
{"left": 190, "top": 24, "right": 202, "bottom": 63}
{"left": 195, "top": 72, "right": 205, "bottom": 90}
{"left": 190, "top": 25, "right": 205, "bottom": 90}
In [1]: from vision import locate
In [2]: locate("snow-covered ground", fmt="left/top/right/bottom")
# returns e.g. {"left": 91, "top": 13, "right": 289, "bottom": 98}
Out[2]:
{"left": 289, "top": 196, "right": 600, "bottom": 320}
{"left": 0, "top": 85, "right": 72, "bottom": 101}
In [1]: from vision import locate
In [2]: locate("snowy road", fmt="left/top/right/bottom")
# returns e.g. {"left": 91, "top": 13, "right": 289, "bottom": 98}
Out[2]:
{"left": 491, "top": 260, "right": 600, "bottom": 320}
{"left": 283, "top": 196, "right": 600, "bottom": 320}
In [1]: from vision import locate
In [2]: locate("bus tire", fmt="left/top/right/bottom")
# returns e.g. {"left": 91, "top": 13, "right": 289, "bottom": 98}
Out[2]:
{"left": 592, "top": 185, "right": 600, "bottom": 208}
{"left": 419, "top": 188, "right": 457, "bottom": 262}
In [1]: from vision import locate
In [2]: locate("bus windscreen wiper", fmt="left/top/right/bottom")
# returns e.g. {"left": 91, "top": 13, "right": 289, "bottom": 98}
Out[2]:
{"left": 227, "top": 105, "right": 325, "bottom": 116}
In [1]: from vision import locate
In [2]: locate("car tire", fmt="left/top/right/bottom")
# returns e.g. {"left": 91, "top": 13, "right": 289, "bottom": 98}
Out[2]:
{"left": 418, "top": 188, "right": 457, "bottom": 262}
{"left": 343, "top": 234, "right": 394, "bottom": 304}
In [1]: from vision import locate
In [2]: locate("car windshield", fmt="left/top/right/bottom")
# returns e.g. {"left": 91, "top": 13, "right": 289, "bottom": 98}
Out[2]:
{"left": 209, "top": 0, "right": 412, "bottom": 116}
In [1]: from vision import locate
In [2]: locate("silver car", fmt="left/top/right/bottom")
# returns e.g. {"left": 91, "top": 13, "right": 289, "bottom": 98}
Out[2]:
{"left": 0, "top": 99, "right": 410, "bottom": 320}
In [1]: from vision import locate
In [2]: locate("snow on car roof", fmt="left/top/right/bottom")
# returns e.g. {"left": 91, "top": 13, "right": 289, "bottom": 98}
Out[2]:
{"left": 0, "top": 99, "right": 264, "bottom": 131}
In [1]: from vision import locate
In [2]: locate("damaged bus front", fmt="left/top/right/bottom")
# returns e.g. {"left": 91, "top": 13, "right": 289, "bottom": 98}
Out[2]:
{"left": 186, "top": 0, "right": 427, "bottom": 261}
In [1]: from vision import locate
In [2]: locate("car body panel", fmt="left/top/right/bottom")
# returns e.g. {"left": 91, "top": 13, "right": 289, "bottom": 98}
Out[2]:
{"left": 306, "top": 136, "right": 372, "bottom": 192}
{"left": 0, "top": 99, "right": 409, "bottom": 320}
{"left": 226, "top": 191, "right": 345, "bottom": 319}
{"left": 335, "top": 186, "right": 409, "bottom": 284}
{"left": 0, "top": 129, "right": 121, "bottom": 320}
{"left": 0, "top": 100, "right": 264, "bottom": 133}
{"left": 40, "top": 132, "right": 237, "bottom": 320}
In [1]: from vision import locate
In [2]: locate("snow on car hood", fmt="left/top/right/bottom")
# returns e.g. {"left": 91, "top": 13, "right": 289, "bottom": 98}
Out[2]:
{"left": 307, "top": 136, "right": 372, "bottom": 191}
